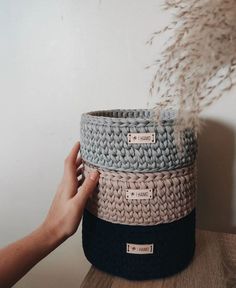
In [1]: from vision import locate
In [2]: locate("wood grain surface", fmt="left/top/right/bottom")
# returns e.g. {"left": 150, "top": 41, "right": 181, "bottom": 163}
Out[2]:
{"left": 80, "top": 229, "right": 236, "bottom": 288}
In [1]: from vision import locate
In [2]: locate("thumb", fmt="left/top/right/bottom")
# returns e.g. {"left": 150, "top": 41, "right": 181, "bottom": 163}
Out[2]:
{"left": 74, "top": 170, "right": 100, "bottom": 207}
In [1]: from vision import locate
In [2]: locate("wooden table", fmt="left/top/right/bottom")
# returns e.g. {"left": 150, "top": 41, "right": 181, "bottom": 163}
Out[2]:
{"left": 80, "top": 229, "right": 236, "bottom": 288}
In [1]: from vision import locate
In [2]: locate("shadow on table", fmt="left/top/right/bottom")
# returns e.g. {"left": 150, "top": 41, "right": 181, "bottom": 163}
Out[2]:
{"left": 196, "top": 118, "right": 236, "bottom": 234}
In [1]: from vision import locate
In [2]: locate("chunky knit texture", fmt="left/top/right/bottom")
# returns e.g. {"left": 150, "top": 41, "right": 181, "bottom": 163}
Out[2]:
{"left": 82, "top": 208, "right": 196, "bottom": 281}
{"left": 80, "top": 109, "right": 197, "bottom": 172}
{"left": 80, "top": 108, "right": 197, "bottom": 280}
{"left": 84, "top": 161, "right": 196, "bottom": 225}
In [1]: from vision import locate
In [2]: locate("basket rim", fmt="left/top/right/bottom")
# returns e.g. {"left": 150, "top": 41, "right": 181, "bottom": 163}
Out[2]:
{"left": 81, "top": 108, "right": 177, "bottom": 125}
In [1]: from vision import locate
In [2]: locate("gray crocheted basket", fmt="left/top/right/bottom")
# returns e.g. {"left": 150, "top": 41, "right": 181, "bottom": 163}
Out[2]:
{"left": 80, "top": 109, "right": 197, "bottom": 172}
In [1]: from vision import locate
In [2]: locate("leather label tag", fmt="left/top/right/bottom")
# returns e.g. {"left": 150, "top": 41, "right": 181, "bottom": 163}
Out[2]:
{"left": 128, "top": 133, "right": 155, "bottom": 144}
{"left": 126, "top": 243, "right": 154, "bottom": 254}
{"left": 126, "top": 189, "right": 153, "bottom": 200}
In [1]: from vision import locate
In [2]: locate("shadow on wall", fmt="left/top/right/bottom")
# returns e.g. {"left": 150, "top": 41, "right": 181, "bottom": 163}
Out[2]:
{"left": 196, "top": 118, "right": 236, "bottom": 234}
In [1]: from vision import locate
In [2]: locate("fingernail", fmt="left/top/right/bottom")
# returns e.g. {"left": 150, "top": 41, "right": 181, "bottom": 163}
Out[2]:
{"left": 90, "top": 170, "right": 99, "bottom": 181}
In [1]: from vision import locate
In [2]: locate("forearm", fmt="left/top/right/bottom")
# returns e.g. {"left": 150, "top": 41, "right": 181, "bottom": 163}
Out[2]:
{"left": 0, "top": 224, "right": 64, "bottom": 288}
{"left": 0, "top": 141, "right": 99, "bottom": 288}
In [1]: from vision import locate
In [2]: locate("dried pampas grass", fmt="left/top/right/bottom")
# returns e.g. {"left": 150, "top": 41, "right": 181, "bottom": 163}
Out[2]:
{"left": 147, "top": 0, "right": 236, "bottom": 138}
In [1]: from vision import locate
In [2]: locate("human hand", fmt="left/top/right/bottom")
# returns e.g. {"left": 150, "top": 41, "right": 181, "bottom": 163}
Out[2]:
{"left": 41, "top": 141, "right": 100, "bottom": 243}
{"left": 0, "top": 141, "right": 99, "bottom": 288}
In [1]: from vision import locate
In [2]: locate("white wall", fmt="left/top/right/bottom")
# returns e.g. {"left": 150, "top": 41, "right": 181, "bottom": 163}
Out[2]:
{"left": 0, "top": 1, "right": 235, "bottom": 287}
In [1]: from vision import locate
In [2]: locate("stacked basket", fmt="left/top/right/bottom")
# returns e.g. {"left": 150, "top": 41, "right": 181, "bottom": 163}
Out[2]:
{"left": 80, "top": 109, "right": 197, "bottom": 280}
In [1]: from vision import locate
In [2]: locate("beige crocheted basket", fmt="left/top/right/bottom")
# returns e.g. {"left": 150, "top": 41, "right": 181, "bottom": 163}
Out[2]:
{"left": 83, "top": 161, "right": 196, "bottom": 226}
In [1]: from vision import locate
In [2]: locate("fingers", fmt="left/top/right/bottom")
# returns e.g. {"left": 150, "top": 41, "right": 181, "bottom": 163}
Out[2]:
{"left": 63, "top": 141, "right": 81, "bottom": 182}
{"left": 62, "top": 141, "right": 99, "bottom": 206}
{"left": 77, "top": 178, "right": 84, "bottom": 187}
{"left": 74, "top": 170, "right": 100, "bottom": 207}
{"left": 76, "top": 156, "right": 83, "bottom": 167}
{"left": 77, "top": 166, "right": 84, "bottom": 177}
{"left": 64, "top": 142, "right": 81, "bottom": 169}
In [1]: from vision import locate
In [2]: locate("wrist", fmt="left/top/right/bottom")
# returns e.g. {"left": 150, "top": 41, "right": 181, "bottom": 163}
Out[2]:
{"left": 37, "top": 221, "right": 67, "bottom": 250}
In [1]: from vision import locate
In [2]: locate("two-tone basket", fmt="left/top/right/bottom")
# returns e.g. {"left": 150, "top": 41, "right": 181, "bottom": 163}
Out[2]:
{"left": 80, "top": 109, "right": 197, "bottom": 280}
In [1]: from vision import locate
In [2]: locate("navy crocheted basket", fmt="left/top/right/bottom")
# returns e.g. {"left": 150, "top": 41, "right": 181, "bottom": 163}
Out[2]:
{"left": 82, "top": 209, "right": 195, "bottom": 280}
{"left": 80, "top": 108, "right": 197, "bottom": 280}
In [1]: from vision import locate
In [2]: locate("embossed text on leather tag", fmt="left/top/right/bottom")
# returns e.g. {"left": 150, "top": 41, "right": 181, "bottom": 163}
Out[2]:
{"left": 126, "top": 189, "right": 153, "bottom": 200}
{"left": 126, "top": 243, "right": 154, "bottom": 254}
{"left": 127, "top": 133, "right": 155, "bottom": 144}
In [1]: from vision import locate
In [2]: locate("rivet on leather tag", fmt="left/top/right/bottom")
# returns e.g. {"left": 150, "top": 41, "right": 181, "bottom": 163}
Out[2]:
{"left": 126, "top": 189, "right": 153, "bottom": 200}
{"left": 128, "top": 133, "right": 155, "bottom": 144}
{"left": 126, "top": 243, "right": 154, "bottom": 254}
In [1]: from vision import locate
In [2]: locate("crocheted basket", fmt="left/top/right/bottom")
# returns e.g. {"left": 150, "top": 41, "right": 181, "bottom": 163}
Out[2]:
{"left": 82, "top": 209, "right": 195, "bottom": 280}
{"left": 84, "top": 162, "right": 196, "bottom": 226}
{"left": 80, "top": 108, "right": 197, "bottom": 280}
{"left": 80, "top": 109, "right": 197, "bottom": 172}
